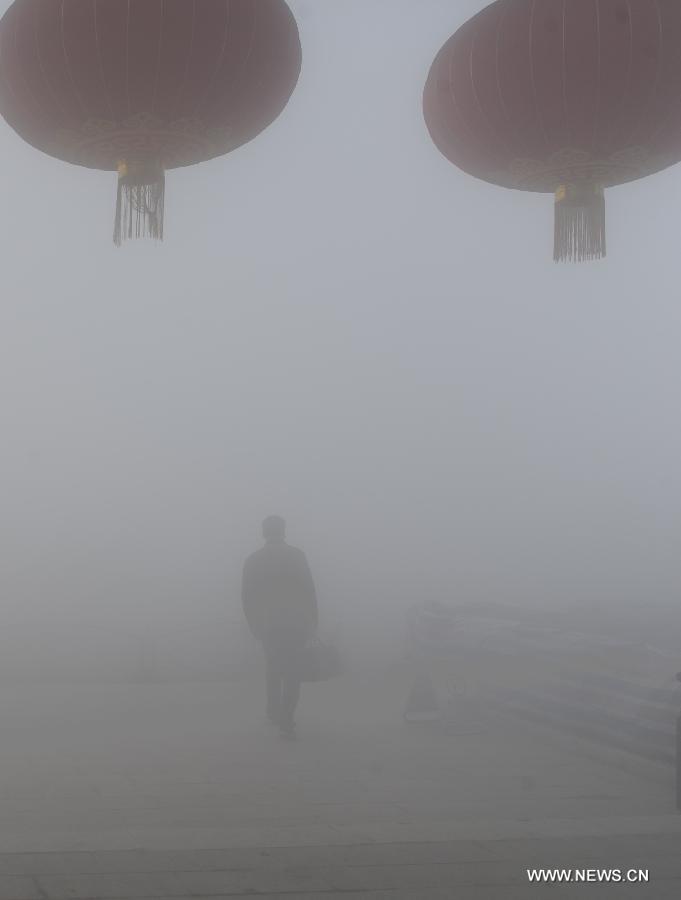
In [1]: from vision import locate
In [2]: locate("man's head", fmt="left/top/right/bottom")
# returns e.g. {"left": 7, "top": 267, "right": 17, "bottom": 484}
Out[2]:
{"left": 262, "top": 515, "right": 286, "bottom": 543}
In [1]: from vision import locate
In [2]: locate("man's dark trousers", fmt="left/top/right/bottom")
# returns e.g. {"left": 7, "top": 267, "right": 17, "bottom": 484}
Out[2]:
{"left": 262, "top": 627, "right": 307, "bottom": 728}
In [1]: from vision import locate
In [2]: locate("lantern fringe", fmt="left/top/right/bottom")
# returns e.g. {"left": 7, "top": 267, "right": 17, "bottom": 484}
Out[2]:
{"left": 114, "top": 161, "right": 165, "bottom": 246}
{"left": 554, "top": 184, "right": 606, "bottom": 263}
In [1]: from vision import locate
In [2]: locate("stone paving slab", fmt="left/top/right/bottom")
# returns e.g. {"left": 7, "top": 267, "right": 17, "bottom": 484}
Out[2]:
{"left": 2, "top": 813, "right": 680, "bottom": 855}
{"left": 0, "top": 830, "right": 676, "bottom": 899}
{"left": 0, "top": 834, "right": 674, "bottom": 899}
{"left": 0, "top": 877, "right": 40, "bottom": 900}
{"left": 0, "top": 830, "right": 677, "bottom": 877}
{"left": 0, "top": 676, "right": 677, "bottom": 898}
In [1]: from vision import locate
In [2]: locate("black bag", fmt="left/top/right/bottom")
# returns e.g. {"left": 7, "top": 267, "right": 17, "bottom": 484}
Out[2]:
{"left": 299, "top": 639, "right": 344, "bottom": 683}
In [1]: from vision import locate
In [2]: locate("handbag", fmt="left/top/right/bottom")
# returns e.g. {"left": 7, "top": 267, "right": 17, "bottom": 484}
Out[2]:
{"left": 299, "top": 639, "right": 344, "bottom": 683}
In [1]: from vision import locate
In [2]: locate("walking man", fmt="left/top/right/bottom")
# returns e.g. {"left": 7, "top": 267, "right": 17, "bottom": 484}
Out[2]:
{"left": 242, "top": 516, "right": 318, "bottom": 739}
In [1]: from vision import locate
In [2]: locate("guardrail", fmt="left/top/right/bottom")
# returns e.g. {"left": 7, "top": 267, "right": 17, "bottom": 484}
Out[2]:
{"left": 492, "top": 672, "right": 678, "bottom": 766}
{"left": 407, "top": 608, "right": 681, "bottom": 795}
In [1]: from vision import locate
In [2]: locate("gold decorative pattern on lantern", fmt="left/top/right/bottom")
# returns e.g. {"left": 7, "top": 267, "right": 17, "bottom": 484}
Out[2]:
{"left": 53, "top": 113, "right": 236, "bottom": 171}
{"left": 488, "top": 146, "right": 653, "bottom": 192}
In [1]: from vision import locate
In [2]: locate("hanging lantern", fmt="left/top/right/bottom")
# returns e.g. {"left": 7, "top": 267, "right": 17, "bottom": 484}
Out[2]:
{"left": 424, "top": 0, "right": 681, "bottom": 262}
{"left": 0, "top": 0, "right": 301, "bottom": 244}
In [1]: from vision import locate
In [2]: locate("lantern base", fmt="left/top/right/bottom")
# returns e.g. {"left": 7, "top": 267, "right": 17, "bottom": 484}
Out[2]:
{"left": 114, "top": 161, "right": 165, "bottom": 246}
{"left": 554, "top": 184, "right": 606, "bottom": 263}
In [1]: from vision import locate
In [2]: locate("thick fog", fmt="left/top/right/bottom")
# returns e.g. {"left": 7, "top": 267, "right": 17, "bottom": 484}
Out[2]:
{"left": 1, "top": 0, "right": 680, "bottom": 685}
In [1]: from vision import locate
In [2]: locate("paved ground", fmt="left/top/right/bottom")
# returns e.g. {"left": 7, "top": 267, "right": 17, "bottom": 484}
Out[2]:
{"left": 0, "top": 666, "right": 678, "bottom": 898}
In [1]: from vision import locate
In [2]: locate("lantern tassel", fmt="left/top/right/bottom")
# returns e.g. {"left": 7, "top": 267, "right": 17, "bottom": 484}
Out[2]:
{"left": 114, "top": 161, "right": 165, "bottom": 246}
{"left": 554, "top": 184, "right": 605, "bottom": 263}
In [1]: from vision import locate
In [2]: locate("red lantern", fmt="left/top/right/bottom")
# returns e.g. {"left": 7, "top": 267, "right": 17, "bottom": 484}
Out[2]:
{"left": 0, "top": 0, "right": 301, "bottom": 244}
{"left": 424, "top": 0, "right": 681, "bottom": 261}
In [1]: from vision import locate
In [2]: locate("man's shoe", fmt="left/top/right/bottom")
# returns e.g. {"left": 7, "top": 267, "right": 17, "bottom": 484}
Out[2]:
{"left": 279, "top": 721, "right": 296, "bottom": 741}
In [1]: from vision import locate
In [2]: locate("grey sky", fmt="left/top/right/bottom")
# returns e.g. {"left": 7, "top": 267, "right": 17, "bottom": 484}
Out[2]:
{"left": 1, "top": 0, "right": 679, "bottom": 668}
